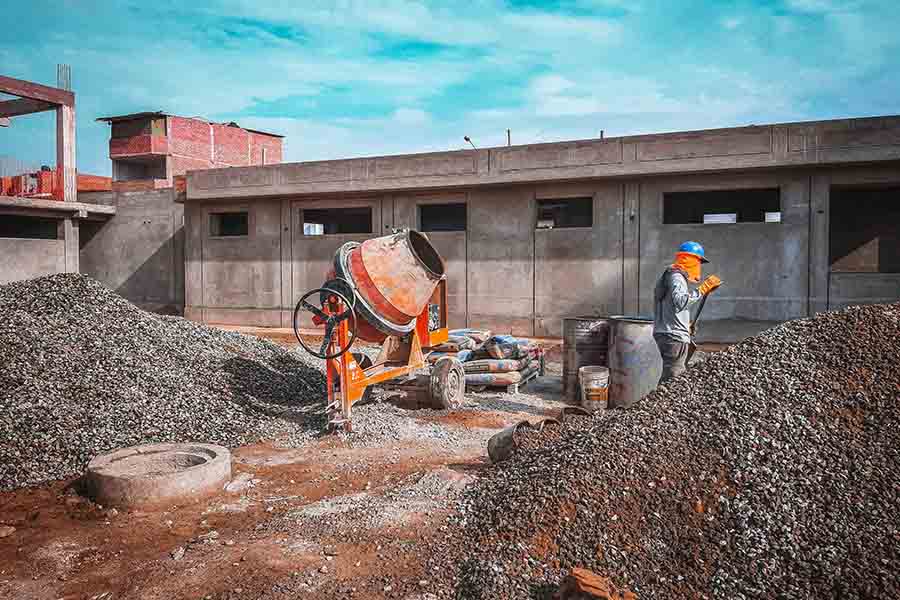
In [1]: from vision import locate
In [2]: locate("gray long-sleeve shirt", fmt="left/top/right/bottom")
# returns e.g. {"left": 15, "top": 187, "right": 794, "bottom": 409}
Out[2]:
{"left": 653, "top": 267, "right": 701, "bottom": 343}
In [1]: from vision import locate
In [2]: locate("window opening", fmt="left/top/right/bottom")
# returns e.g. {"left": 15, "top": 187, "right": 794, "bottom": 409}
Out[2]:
{"left": 302, "top": 207, "right": 372, "bottom": 235}
{"left": 663, "top": 188, "right": 781, "bottom": 224}
{"left": 0, "top": 216, "right": 59, "bottom": 239}
{"left": 419, "top": 203, "right": 466, "bottom": 232}
{"left": 536, "top": 197, "right": 592, "bottom": 229}
{"left": 209, "top": 212, "right": 249, "bottom": 237}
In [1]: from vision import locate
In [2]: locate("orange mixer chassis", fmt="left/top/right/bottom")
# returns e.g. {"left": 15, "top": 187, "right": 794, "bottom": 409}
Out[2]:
{"left": 293, "top": 230, "right": 464, "bottom": 431}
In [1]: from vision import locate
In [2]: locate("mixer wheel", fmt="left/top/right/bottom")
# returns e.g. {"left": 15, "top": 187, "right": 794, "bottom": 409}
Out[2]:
{"left": 430, "top": 357, "right": 464, "bottom": 409}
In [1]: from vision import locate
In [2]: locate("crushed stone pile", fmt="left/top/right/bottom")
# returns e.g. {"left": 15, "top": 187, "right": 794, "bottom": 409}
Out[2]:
{"left": 0, "top": 274, "right": 327, "bottom": 491}
{"left": 445, "top": 303, "right": 900, "bottom": 599}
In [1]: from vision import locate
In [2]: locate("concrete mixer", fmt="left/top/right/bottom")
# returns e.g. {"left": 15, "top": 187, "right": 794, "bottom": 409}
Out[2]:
{"left": 293, "top": 229, "right": 464, "bottom": 431}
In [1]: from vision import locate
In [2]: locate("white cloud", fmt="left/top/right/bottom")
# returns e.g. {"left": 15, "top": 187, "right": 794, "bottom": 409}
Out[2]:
{"left": 721, "top": 16, "right": 743, "bottom": 30}
{"left": 785, "top": 0, "right": 860, "bottom": 13}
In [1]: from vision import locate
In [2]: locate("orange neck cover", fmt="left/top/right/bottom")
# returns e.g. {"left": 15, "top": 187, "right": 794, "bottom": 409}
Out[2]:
{"left": 671, "top": 252, "right": 701, "bottom": 283}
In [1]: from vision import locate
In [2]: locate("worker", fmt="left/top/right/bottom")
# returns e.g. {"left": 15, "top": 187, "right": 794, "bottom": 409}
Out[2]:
{"left": 653, "top": 241, "right": 721, "bottom": 384}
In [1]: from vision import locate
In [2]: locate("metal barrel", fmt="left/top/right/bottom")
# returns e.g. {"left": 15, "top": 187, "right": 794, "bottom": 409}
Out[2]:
{"left": 607, "top": 316, "right": 662, "bottom": 408}
{"left": 333, "top": 229, "right": 446, "bottom": 341}
{"left": 562, "top": 316, "right": 610, "bottom": 401}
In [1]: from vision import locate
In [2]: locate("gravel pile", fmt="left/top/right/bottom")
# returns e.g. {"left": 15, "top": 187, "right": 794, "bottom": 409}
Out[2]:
{"left": 0, "top": 274, "right": 327, "bottom": 491}
{"left": 446, "top": 303, "right": 900, "bottom": 599}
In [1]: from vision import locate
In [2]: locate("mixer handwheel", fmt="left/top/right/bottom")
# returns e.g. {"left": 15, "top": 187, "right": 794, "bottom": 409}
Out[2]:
{"left": 293, "top": 285, "right": 358, "bottom": 360}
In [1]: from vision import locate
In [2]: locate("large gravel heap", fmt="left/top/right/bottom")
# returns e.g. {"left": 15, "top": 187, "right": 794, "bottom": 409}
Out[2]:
{"left": 0, "top": 274, "right": 326, "bottom": 491}
{"left": 448, "top": 303, "right": 900, "bottom": 599}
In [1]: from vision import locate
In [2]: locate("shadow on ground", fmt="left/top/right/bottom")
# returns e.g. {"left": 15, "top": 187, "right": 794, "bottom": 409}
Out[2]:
{"left": 221, "top": 355, "right": 328, "bottom": 431}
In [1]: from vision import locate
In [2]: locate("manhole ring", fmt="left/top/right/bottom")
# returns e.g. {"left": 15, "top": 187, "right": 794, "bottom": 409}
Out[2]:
{"left": 84, "top": 443, "right": 232, "bottom": 509}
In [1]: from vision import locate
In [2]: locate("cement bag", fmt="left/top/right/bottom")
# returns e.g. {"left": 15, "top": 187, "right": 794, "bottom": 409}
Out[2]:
{"left": 430, "top": 335, "right": 477, "bottom": 353}
{"left": 449, "top": 328, "right": 493, "bottom": 345}
{"left": 426, "top": 349, "right": 474, "bottom": 364}
{"left": 464, "top": 356, "right": 533, "bottom": 374}
{"left": 483, "top": 335, "right": 523, "bottom": 359}
{"left": 465, "top": 370, "right": 523, "bottom": 387}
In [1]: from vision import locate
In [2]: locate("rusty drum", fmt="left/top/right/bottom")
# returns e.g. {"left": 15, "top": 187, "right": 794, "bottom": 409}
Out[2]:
{"left": 562, "top": 316, "right": 610, "bottom": 402}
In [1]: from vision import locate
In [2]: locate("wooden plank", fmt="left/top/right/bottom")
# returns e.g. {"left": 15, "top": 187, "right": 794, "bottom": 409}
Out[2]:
{"left": 0, "top": 98, "right": 54, "bottom": 118}
{"left": 56, "top": 104, "right": 76, "bottom": 202}
{"left": 0, "top": 74, "right": 74, "bottom": 105}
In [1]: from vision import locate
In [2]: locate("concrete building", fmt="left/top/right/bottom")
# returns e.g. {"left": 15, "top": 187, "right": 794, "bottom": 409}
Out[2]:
{"left": 96, "top": 112, "right": 283, "bottom": 192}
{"left": 0, "top": 73, "right": 116, "bottom": 284}
{"left": 179, "top": 115, "right": 900, "bottom": 337}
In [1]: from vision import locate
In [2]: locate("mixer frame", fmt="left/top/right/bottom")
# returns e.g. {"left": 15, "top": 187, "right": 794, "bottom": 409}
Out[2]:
{"left": 323, "top": 280, "right": 450, "bottom": 431}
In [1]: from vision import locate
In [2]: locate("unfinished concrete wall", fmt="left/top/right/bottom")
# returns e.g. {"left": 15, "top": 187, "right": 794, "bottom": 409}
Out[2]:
{"left": 393, "top": 193, "right": 467, "bottom": 329}
{"left": 638, "top": 172, "right": 810, "bottom": 321}
{"left": 192, "top": 200, "right": 284, "bottom": 326}
{"left": 290, "top": 198, "right": 384, "bottom": 328}
{"left": 188, "top": 116, "right": 900, "bottom": 201}
{"left": 0, "top": 237, "right": 66, "bottom": 284}
{"left": 533, "top": 182, "right": 624, "bottom": 337}
{"left": 79, "top": 189, "right": 184, "bottom": 313}
{"left": 809, "top": 164, "right": 900, "bottom": 311}
{"left": 467, "top": 186, "right": 535, "bottom": 336}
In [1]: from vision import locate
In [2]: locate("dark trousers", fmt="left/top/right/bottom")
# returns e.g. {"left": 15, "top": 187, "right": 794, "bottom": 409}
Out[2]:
{"left": 655, "top": 335, "right": 689, "bottom": 385}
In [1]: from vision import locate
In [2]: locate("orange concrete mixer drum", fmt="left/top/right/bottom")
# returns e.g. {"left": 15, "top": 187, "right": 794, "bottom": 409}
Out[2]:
{"left": 333, "top": 229, "right": 446, "bottom": 342}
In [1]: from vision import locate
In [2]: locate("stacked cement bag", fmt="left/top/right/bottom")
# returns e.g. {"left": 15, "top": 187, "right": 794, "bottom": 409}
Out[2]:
{"left": 427, "top": 331, "right": 544, "bottom": 390}
{"left": 464, "top": 335, "right": 544, "bottom": 389}
{"left": 426, "top": 330, "right": 488, "bottom": 364}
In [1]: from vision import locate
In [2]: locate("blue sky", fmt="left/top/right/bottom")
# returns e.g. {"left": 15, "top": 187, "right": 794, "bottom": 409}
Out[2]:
{"left": 1, "top": 0, "right": 898, "bottom": 176}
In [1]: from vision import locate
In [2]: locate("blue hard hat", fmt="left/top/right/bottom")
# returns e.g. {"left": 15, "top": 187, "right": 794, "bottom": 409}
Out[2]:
{"left": 678, "top": 241, "right": 709, "bottom": 263}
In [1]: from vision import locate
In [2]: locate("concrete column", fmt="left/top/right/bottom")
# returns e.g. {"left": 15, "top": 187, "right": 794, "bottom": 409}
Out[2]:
{"left": 63, "top": 217, "right": 79, "bottom": 273}
{"left": 809, "top": 173, "right": 831, "bottom": 314}
{"left": 56, "top": 104, "right": 76, "bottom": 202}
{"left": 623, "top": 182, "right": 640, "bottom": 315}
{"left": 279, "top": 198, "right": 293, "bottom": 327}
{"left": 183, "top": 203, "right": 204, "bottom": 322}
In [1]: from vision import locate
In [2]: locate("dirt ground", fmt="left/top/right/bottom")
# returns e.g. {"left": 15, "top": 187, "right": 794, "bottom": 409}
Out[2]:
{"left": 0, "top": 328, "right": 722, "bottom": 600}
{"left": 0, "top": 330, "right": 570, "bottom": 600}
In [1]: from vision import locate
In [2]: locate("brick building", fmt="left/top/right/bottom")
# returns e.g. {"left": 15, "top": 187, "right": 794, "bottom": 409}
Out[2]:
{"left": 96, "top": 112, "right": 283, "bottom": 191}
{"left": 0, "top": 167, "right": 110, "bottom": 198}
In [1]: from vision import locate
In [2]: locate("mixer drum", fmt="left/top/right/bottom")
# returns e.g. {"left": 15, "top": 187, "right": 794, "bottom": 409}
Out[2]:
{"left": 332, "top": 229, "right": 446, "bottom": 342}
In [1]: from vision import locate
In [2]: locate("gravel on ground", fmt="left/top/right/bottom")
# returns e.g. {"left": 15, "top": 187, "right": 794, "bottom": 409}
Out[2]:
{"left": 440, "top": 302, "right": 900, "bottom": 599}
{"left": 0, "top": 274, "right": 327, "bottom": 491}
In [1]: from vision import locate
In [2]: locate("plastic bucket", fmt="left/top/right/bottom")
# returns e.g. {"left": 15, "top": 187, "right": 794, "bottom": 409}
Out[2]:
{"left": 579, "top": 365, "right": 609, "bottom": 411}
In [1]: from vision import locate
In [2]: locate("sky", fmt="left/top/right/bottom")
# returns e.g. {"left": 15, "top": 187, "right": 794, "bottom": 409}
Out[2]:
{"left": 1, "top": 0, "right": 899, "bottom": 176}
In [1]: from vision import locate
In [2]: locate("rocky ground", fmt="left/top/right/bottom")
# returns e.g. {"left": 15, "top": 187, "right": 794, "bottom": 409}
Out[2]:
{"left": 3, "top": 275, "right": 895, "bottom": 600}
{"left": 0, "top": 276, "right": 569, "bottom": 600}
{"left": 0, "top": 274, "right": 327, "bottom": 491}
{"left": 440, "top": 303, "right": 900, "bottom": 599}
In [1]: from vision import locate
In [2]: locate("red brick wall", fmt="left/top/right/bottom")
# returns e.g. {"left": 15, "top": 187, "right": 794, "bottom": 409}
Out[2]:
{"left": 168, "top": 116, "right": 212, "bottom": 163}
{"left": 169, "top": 155, "right": 213, "bottom": 177}
{"left": 77, "top": 173, "right": 113, "bottom": 192}
{"left": 249, "top": 132, "right": 283, "bottom": 165}
{"left": 110, "top": 135, "right": 168, "bottom": 157}
{"left": 111, "top": 179, "right": 170, "bottom": 192}
{"left": 211, "top": 123, "right": 250, "bottom": 166}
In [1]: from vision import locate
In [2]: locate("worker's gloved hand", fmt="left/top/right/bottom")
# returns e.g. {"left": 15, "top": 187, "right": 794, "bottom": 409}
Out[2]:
{"left": 698, "top": 275, "right": 722, "bottom": 296}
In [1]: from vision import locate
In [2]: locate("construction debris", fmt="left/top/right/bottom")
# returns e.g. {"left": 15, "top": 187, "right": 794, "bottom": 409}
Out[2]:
{"left": 0, "top": 274, "right": 326, "bottom": 491}
{"left": 555, "top": 568, "right": 636, "bottom": 600}
{"left": 445, "top": 303, "right": 900, "bottom": 599}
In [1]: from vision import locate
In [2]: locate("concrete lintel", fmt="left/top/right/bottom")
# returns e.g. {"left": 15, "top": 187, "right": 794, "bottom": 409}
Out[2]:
{"left": 0, "top": 97, "right": 55, "bottom": 118}
{"left": 0, "top": 74, "right": 74, "bottom": 106}
{"left": 0, "top": 196, "right": 116, "bottom": 218}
